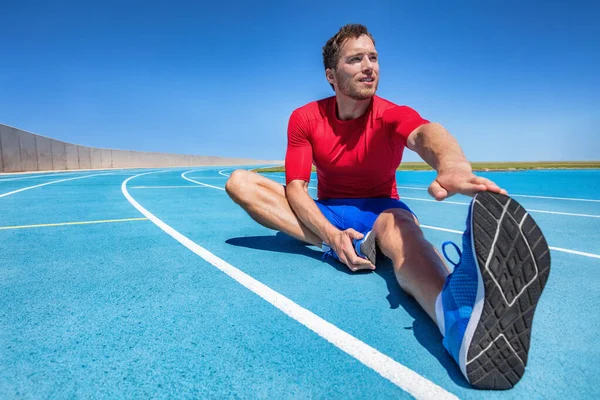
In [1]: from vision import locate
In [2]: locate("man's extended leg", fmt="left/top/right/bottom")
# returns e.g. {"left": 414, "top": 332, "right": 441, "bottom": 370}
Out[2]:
{"left": 372, "top": 193, "right": 551, "bottom": 390}
{"left": 371, "top": 208, "right": 449, "bottom": 322}
{"left": 225, "top": 169, "right": 321, "bottom": 246}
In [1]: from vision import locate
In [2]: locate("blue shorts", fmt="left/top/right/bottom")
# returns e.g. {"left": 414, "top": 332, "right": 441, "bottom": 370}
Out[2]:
{"left": 314, "top": 198, "right": 416, "bottom": 235}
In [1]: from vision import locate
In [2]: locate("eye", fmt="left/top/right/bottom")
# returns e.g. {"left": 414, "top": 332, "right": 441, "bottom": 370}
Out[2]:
{"left": 370, "top": 55, "right": 378, "bottom": 62}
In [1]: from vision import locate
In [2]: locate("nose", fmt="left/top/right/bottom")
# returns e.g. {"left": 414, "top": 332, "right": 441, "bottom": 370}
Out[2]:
{"left": 361, "top": 57, "right": 373, "bottom": 73}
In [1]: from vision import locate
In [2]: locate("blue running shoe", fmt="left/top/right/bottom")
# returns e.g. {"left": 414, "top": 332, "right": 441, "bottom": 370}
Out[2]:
{"left": 354, "top": 231, "right": 377, "bottom": 265}
{"left": 322, "top": 231, "right": 377, "bottom": 266}
{"left": 437, "top": 192, "right": 551, "bottom": 390}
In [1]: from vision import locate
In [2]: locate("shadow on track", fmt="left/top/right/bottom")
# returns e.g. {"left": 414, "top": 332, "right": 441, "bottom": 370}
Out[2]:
{"left": 225, "top": 231, "right": 470, "bottom": 388}
{"left": 374, "top": 256, "right": 469, "bottom": 388}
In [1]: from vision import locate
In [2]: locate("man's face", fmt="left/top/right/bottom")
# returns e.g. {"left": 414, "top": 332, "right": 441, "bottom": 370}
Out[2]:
{"left": 327, "top": 35, "right": 379, "bottom": 100}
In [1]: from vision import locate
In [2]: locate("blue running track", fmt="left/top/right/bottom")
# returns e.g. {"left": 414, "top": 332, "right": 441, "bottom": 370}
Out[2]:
{"left": 1, "top": 167, "right": 599, "bottom": 399}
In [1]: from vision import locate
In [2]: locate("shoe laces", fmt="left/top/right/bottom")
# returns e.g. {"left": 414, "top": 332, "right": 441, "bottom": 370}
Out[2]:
{"left": 441, "top": 241, "right": 462, "bottom": 268}
{"left": 321, "top": 243, "right": 335, "bottom": 260}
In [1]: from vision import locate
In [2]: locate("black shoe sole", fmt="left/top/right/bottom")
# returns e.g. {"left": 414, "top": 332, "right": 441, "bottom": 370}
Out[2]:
{"left": 360, "top": 231, "right": 377, "bottom": 266}
{"left": 464, "top": 192, "right": 551, "bottom": 390}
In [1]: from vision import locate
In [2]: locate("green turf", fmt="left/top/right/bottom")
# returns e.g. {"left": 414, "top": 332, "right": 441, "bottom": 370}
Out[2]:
{"left": 254, "top": 161, "right": 600, "bottom": 173}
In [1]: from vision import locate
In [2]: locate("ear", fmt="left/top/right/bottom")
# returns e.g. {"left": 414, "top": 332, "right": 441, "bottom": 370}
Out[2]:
{"left": 325, "top": 68, "right": 336, "bottom": 86}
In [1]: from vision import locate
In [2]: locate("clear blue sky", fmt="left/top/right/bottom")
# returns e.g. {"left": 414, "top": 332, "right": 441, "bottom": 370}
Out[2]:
{"left": 1, "top": 1, "right": 598, "bottom": 162}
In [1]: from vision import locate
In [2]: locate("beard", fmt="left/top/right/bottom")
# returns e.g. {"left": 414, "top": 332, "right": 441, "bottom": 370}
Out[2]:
{"left": 336, "top": 73, "right": 378, "bottom": 100}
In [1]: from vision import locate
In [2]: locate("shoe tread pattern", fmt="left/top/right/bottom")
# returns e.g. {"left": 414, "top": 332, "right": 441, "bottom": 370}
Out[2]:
{"left": 466, "top": 192, "right": 551, "bottom": 390}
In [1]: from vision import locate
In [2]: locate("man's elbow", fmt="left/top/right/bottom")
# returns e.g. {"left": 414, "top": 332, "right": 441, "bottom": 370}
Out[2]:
{"left": 406, "top": 122, "right": 444, "bottom": 150}
{"left": 286, "top": 180, "right": 309, "bottom": 199}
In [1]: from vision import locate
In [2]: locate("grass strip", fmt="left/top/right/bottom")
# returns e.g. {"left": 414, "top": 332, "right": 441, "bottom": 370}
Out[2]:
{"left": 254, "top": 161, "right": 600, "bottom": 173}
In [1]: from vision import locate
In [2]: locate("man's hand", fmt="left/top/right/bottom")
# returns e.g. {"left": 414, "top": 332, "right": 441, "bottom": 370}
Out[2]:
{"left": 428, "top": 163, "right": 508, "bottom": 201}
{"left": 328, "top": 228, "right": 375, "bottom": 272}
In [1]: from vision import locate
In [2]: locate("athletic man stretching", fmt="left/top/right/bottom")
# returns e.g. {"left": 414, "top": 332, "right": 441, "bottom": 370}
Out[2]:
{"left": 225, "top": 24, "right": 550, "bottom": 390}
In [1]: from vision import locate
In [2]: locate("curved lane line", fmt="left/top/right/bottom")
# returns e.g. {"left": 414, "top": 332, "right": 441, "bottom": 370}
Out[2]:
{"left": 218, "top": 169, "right": 232, "bottom": 177}
{"left": 181, "top": 171, "right": 225, "bottom": 190}
{"left": 0, "top": 172, "right": 117, "bottom": 199}
{"left": 122, "top": 170, "right": 458, "bottom": 400}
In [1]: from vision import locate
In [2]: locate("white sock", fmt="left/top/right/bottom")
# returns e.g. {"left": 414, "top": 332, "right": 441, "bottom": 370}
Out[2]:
{"left": 435, "top": 291, "right": 445, "bottom": 337}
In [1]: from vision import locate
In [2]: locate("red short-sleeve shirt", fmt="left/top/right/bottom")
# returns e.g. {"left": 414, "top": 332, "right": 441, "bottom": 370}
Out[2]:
{"left": 285, "top": 95, "right": 429, "bottom": 200}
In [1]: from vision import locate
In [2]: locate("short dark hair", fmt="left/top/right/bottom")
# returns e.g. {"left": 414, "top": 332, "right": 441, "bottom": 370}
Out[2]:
{"left": 322, "top": 24, "right": 376, "bottom": 90}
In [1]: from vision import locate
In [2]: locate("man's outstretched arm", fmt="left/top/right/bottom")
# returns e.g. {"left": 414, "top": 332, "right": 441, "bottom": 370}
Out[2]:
{"left": 406, "top": 122, "right": 507, "bottom": 200}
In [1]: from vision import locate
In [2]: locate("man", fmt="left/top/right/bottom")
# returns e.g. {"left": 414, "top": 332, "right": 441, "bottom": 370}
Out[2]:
{"left": 225, "top": 24, "right": 550, "bottom": 390}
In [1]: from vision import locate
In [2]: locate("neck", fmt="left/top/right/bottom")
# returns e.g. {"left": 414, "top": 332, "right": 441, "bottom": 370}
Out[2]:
{"left": 335, "top": 93, "right": 372, "bottom": 120}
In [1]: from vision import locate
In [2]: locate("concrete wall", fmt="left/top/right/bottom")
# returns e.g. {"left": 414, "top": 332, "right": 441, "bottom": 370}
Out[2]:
{"left": 65, "top": 143, "right": 79, "bottom": 170}
{"left": 19, "top": 131, "right": 39, "bottom": 171}
{"left": 0, "top": 125, "right": 22, "bottom": 172}
{"left": 36, "top": 136, "right": 54, "bottom": 171}
{"left": 52, "top": 140, "right": 67, "bottom": 170}
{"left": 0, "top": 123, "right": 280, "bottom": 173}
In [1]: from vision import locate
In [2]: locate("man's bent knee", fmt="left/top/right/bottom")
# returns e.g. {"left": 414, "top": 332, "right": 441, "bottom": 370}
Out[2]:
{"left": 374, "top": 208, "right": 420, "bottom": 234}
{"left": 225, "top": 169, "right": 253, "bottom": 203}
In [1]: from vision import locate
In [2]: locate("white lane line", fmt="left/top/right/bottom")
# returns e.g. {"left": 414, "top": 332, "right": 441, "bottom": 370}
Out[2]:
{"left": 121, "top": 171, "right": 457, "bottom": 400}
{"left": 270, "top": 175, "right": 600, "bottom": 203}
{"left": 275, "top": 177, "right": 600, "bottom": 204}
{"left": 0, "top": 217, "right": 147, "bottom": 230}
{"left": 0, "top": 172, "right": 83, "bottom": 182}
{"left": 183, "top": 174, "right": 600, "bottom": 261}
{"left": 131, "top": 185, "right": 203, "bottom": 189}
{"left": 403, "top": 197, "right": 469, "bottom": 206}
{"left": 400, "top": 197, "right": 600, "bottom": 219}
{"left": 508, "top": 193, "right": 600, "bottom": 203}
{"left": 526, "top": 209, "right": 600, "bottom": 219}
{"left": 264, "top": 175, "right": 600, "bottom": 219}
{"left": 181, "top": 171, "right": 226, "bottom": 191}
{"left": 397, "top": 185, "right": 600, "bottom": 203}
{"left": 218, "top": 169, "right": 232, "bottom": 177}
{"left": 420, "top": 225, "right": 463, "bottom": 234}
{"left": 420, "top": 225, "right": 600, "bottom": 260}
{"left": 175, "top": 176, "right": 229, "bottom": 179}
{"left": 397, "top": 185, "right": 428, "bottom": 191}
{"left": 549, "top": 247, "right": 600, "bottom": 259}
{"left": 0, "top": 172, "right": 116, "bottom": 199}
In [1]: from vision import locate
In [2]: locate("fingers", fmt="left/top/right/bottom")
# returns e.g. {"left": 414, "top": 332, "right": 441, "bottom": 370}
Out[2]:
{"left": 348, "top": 262, "right": 376, "bottom": 272}
{"left": 471, "top": 176, "right": 508, "bottom": 195}
{"left": 344, "top": 228, "right": 364, "bottom": 240}
{"left": 459, "top": 182, "right": 488, "bottom": 197}
{"left": 338, "top": 250, "right": 375, "bottom": 272}
{"left": 428, "top": 180, "right": 448, "bottom": 201}
{"left": 433, "top": 171, "right": 509, "bottom": 199}
{"left": 438, "top": 174, "right": 506, "bottom": 198}
{"left": 333, "top": 231, "right": 375, "bottom": 272}
{"left": 344, "top": 239, "right": 375, "bottom": 272}
{"left": 347, "top": 255, "right": 375, "bottom": 272}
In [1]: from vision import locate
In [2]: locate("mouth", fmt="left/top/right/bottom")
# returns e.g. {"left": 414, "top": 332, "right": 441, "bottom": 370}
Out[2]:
{"left": 359, "top": 77, "right": 375, "bottom": 85}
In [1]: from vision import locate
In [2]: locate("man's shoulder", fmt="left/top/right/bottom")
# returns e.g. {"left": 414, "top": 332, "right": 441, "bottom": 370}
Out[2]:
{"left": 373, "top": 95, "right": 412, "bottom": 115}
{"left": 291, "top": 96, "right": 334, "bottom": 121}
{"left": 373, "top": 96, "right": 422, "bottom": 122}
